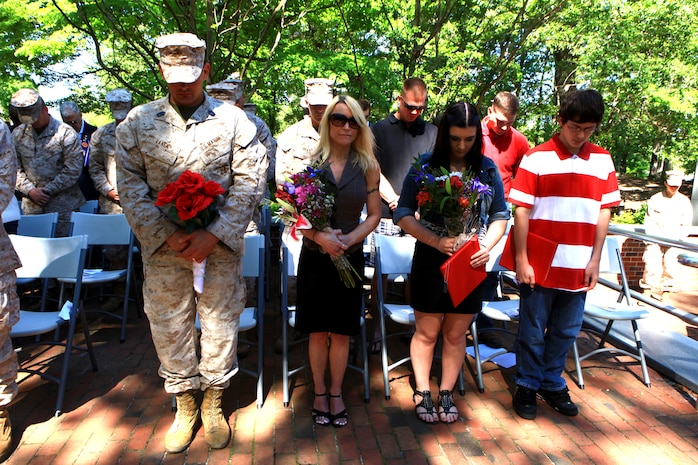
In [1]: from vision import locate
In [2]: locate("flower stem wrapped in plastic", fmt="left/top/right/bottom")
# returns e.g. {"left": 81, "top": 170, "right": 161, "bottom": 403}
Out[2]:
{"left": 154, "top": 170, "right": 225, "bottom": 293}
{"left": 271, "top": 164, "right": 361, "bottom": 288}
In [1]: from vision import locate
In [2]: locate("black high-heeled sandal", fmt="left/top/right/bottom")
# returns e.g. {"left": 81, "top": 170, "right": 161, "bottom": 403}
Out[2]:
{"left": 329, "top": 394, "right": 348, "bottom": 428}
{"left": 413, "top": 389, "right": 438, "bottom": 423}
{"left": 312, "top": 393, "right": 330, "bottom": 426}
{"left": 437, "top": 390, "right": 459, "bottom": 423}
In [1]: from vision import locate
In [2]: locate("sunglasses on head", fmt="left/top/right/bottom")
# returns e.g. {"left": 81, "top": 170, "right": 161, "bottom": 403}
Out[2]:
{"left": 329, "top": 113, "right": 360, "bottom": 129}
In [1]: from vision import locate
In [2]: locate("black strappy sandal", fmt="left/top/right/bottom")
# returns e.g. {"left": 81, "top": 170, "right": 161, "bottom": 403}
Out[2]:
{"left": 312, "top": 393, "right": 330, "bottom": 426}
{"left": 413, "top": 389, "right": 438, "bottom": 423}
{"left": 329, "top": 394, "right": 348, "bottom": 428}
{"left": 437, "top": 390, "right": 459, "bottom": 423}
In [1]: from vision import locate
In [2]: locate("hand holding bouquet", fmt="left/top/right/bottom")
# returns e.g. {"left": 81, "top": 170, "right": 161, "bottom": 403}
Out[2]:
{"left": 272, "top": 164, "right": 361, "bottom": 288}
{"left": 154, "top": 170, "right": 225, "bottom": 293}
{"left": 412, "top": 160, "right": 491, "bottom": 238}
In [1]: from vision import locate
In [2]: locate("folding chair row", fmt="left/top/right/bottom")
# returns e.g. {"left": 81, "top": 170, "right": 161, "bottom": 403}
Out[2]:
{"left": 371, "top": 230, "right": 653, "bottom": 399}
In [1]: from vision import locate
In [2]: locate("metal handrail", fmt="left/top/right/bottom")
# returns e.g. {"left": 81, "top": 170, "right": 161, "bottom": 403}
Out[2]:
{"left": 608, "top": 225, "right": 698, "bottom": 252}
{"left": 606, "top": 225, "right": 698, "bottom": 327}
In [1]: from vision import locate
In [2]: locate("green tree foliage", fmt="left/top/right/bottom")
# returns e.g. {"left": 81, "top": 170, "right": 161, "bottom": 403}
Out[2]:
{"left": 2, "top": 0, "right": 696, "bottom": 180}
{"left": 0, "top": 0, "right": 83, "bottom": 114}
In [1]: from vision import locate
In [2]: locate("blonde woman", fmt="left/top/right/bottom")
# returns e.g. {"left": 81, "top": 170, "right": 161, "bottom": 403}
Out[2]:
{"left": 294, "top": 95, "right": 381, "bottom": 427}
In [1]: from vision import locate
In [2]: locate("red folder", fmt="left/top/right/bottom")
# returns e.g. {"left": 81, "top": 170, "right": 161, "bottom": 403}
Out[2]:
{"left": 499, "top": 226, "right": 557, "bottom": 284}
{"left": 440, "top": 236, "right": 486, "bottom": 307}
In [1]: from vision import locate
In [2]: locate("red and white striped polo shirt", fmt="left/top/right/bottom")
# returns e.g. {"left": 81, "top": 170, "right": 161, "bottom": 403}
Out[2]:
{"left": 509, "top": 134, "right": 621, "bottom": 291}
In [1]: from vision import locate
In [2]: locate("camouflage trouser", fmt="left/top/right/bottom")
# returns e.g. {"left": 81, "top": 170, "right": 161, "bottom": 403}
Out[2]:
{"left": 142, "top": 242, "right": 245, "bottom": 394}
{"left": 0, "top": 271, "right": 19, "bottom": 407}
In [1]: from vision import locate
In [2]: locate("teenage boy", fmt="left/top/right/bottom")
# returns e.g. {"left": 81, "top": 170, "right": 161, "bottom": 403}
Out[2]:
{"left": 477, "top": 91, "right": 530, "bottom": 348}
{"left": 508, "top": 89, "right": 621, "bottom": 420}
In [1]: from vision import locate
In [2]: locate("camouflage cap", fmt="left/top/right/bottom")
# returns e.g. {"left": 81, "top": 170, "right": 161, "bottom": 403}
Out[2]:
{"left": 10, "top": 88, "right": 43, "bottom": 124}
{"left": 304, "top": 78, "right": 334, "bottom": 106}
{"left": 106, "top": 89, "right": 133, "bottom": 120}
{"left": 105, "top": 88, "right": 132, "bottom": 103}
{"left": 206, "top": 76, "right": 244, "bottom": 102}
{"left": 155, "top": 33, "right": 206, "bottom": 84}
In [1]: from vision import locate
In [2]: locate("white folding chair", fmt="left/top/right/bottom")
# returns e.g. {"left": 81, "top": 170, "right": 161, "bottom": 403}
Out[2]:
{"left": 79, "top": 199, "right": 99, "bottom": 213}
{"left": 280, "top": 234, "right": 370, "bottom": 407}
{"left": 10, "top": 234, "right": 98, "bottom": 417}
{"left": 17, "top": 212, "right": 59, "bottom": 238}
{"left": 238, "top": 234, "right": 266, "bottom": 408}
{"left": 572, "top": 236, "right": 651, "bottom": 388}
{"left": 58, "top": 212, "right": 140, "bottom": 343}
{"left": 16, "top": 212, "right": 60, "bottom": 311}
{"left": 374, "top": 234, "right": 467, "bottom": 400}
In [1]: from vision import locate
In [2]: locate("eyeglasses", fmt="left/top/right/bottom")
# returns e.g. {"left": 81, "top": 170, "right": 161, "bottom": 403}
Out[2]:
{"left": 329, "top": 113, "right": 360, "bottom": 129}
{"left": 400, "top": 98, "right": 425, "bottom": 113}
{"left": 565, "top": 122, "right": 597, "bottom": 135}
{"left": 65, "top": 120, "right": 80, "bottom": 125}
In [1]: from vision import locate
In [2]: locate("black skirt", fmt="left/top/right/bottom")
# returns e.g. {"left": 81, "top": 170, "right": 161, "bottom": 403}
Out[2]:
{"left": 410, "top": 241, "right": 483, "bottom": 314}
{"left": 295, "top": 246, "right": 365, "bottom": 335}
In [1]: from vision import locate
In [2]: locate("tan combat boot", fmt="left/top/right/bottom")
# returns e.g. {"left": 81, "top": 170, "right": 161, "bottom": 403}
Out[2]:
{"left": 200, "top": 388, "right": 230, "bottom": 449}
{"left": 0, "top": 409, "right": 12, "bottom": 462}
{"left": 165, "top": 391, "right": 199, "bottom": 453}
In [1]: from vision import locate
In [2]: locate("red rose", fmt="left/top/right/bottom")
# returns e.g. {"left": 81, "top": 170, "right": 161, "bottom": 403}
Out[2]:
{"left": 178, "top": 170, "right": 205, "bottom": 194}
{"left": 176, "top": 193, "right": 213, "bottom": 221}
{"left": 201, "top": 179, "right": 225, "bottom": 197}
{"left": 155, "top": 182, "right": 183, "bottom": 206}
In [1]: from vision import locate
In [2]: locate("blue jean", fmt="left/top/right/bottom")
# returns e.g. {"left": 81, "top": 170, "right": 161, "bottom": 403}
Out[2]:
{"left": 514, "top": 285, "right": 586, "bottom": 392}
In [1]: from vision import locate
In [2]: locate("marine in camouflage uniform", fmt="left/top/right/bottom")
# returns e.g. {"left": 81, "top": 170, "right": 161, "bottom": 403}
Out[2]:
{"left": 89, "top": 89, "right": 133, "bottom": 284}
{"left": 206, "top": 77, "right": 276, "bottom": 233}
{"left": 11, "top": 89, "right": 84, "bottom": 237}
{"left": 89, "top": 122, "right": 121, "bottom": 215}
{"left": 274, "top": 78, "right": 334, "bottom": 187}
{"left": 0, "top": 123, "right": 21, "bottom": 461}
{"left": 115, "top": 33, "right": 267, "bottom": 453}
{"left": 248, "top": 112, "right": 277, "bottom": 189}
{"left": 89, "top": 89, "right": 133, "bottom": 216}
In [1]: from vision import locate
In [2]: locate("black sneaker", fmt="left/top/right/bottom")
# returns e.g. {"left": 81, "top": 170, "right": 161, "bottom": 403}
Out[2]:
{"left": 513, "top": 386, "right": 537, "bottom": 420}
{"left": 538, "top": 387, "right": 578, "bottom": 416}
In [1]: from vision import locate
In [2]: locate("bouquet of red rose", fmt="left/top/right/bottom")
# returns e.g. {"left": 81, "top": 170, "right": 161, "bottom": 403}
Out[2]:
{"left": 412, "top": 160, "right": 491, "bottom": 238}
{"left": 154, "top": 170, "right": 225, "bottom": 293}
{"left": 272, "top": 164, "right": 361, "bottom": 288}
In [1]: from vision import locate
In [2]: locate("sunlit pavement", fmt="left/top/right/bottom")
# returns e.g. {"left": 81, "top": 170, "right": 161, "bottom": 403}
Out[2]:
{"left": 5, "top": 277, "right": 698, "bottom": 465}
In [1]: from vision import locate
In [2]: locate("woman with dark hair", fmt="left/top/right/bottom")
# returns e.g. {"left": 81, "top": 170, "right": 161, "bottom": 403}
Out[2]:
{"left": 393, "top": 101, "right": 509, "bottom": 423}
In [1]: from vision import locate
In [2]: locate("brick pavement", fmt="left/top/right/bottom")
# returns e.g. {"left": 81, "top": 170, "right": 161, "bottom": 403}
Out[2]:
{"left": 4, "top": 281, "right": 698, "bottom": 465}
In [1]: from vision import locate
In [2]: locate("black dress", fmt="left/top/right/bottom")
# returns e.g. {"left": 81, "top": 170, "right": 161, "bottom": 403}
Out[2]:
{"left": 411, "top": 240, "right": 484, "bottom": 314}
{"left": 393, "top": 153, "right": 510, "bottom": 315}
{"left": 295, "top": 153, "right": 366, "bottom": 336}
